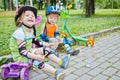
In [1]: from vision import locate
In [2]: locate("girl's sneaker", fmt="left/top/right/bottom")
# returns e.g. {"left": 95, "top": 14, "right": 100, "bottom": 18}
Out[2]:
{"left": 55, "top": 70, "right": 65, "bottom": 80}
{"left": 61, "top": 54, "right": 70, "bottom": 68}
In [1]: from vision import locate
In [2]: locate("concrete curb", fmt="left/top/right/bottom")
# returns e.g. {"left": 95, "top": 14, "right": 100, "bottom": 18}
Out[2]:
{"left": 81, "top": 26, "right": 120, "bottom": 38}
{"left": 0, "top": 26, "right": 120, "bottom": 61}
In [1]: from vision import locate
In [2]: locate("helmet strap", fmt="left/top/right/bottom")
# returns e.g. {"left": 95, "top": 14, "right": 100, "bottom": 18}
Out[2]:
{"left": 47, "top": 21, "right": 51, "bottom": 24}
{"left": 22, "top": 23, "right": 33, "bottom": 29}
{"left": 22, "top": 23, "right": 36, "bottom": 36}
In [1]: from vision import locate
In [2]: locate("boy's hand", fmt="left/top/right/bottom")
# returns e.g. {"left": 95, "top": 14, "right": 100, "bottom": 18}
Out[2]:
{"left": 49, "top": 43, "right": 58, "bottom": 49}
{"left": 56, "top": 37, "right": 63, "bottom": 43}
{"left": 42, "top": 42, "right": 50, "bottom": 47}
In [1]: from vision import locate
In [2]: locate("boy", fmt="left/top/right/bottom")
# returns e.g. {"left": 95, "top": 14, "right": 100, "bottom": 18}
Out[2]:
{"left": 40, "top": 6, "right": 80, "bottom": 56}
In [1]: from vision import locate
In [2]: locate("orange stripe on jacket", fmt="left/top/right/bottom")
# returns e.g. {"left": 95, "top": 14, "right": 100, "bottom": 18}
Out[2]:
{"left": 46, "top": 22, "right": 57, "bottom": 38}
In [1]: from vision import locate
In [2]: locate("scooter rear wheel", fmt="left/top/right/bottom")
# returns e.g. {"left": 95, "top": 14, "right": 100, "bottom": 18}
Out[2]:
{"left": 20, "top": 68, "right": 29, "bottom": 80}
{"left": 71, "top": 39, "right": 76, "bottom": 46}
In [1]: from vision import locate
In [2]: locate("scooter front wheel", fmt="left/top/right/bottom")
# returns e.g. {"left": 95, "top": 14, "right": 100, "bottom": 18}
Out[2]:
{"left": 1, "top": 67, "right": 10, "bottom": 79}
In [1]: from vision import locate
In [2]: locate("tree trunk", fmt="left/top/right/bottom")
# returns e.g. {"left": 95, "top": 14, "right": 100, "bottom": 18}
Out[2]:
{"left": 47, "top": 0, "right": 51, "bottom": 7}
{"left": 86, "top": 0, "right": 91, "bottom": 17}
{"left": 24, "top": 0, "right": 26, "bottom": 5}
{"left": 38, "top": 1, "right": 40, "bottom": 10}
{"left": 8, "top": 0, "right": 13, "bottom": 11}
{"left": 38, "top": 0, "right": 43, "bottom": 10}
{"left": 85, "top": 0, "right": 95, "bottom": 17}
{"left": 51, "top": 0, "right": 56, "bottom": 5}
{"left": 91, "top": 0, "right": 95, "bottom": 14}
{"left": 4, "top": 0, "right": 6, "bottom": 11}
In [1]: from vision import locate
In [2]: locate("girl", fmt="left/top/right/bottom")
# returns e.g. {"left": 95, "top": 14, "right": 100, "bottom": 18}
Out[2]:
{"left": 9, "top": 6, "right": 70, "bottom": 80}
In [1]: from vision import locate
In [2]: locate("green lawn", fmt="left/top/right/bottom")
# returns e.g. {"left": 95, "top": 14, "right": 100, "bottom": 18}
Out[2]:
{"left": 0, "top": 9, "right": 120, "bottom": 56}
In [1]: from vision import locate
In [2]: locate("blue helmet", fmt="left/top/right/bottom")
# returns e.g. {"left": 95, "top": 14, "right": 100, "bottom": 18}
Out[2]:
{"left": 46, "top": 6, "right": 60, "bottom": 16}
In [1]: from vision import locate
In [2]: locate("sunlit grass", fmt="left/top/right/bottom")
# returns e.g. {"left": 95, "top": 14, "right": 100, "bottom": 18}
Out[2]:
{"left": 0, "top": 9, "right": 120, "bottom": 56}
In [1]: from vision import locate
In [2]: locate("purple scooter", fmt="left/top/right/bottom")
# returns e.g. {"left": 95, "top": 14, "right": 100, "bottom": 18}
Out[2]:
{"left": 1, "top": 62, "right": 30, "bottom": 80}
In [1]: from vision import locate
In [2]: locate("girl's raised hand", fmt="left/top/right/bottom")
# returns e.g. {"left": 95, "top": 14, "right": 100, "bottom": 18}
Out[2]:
{"left": 35, "top": 55, "right": 45, "bottom": 61}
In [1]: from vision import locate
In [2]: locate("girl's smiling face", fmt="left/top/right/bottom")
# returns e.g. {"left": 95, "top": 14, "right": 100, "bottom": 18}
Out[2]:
{"left": 47, "top": 14, "right": 59, "bottom": 25}
{"left": 22, "top": 10, "right": 36, "bottom": 27}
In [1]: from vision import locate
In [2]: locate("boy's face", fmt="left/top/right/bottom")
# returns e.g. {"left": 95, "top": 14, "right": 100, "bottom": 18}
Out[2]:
{"left": 22, "top": 11, "right": 36, "bottom": 27}
{"left": 47, "top": 14, "right": 59, "bottom": 25}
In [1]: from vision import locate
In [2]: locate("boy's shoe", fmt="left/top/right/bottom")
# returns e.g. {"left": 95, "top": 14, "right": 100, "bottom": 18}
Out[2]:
{"left": 67, "top": 49, "right": 80, "bottom": 56}
{"left": 55, "top": 70, "right": 65, "bottom": 80}
{"left": 61, "top": 54, "right": 70, "bottom": 68}
{"left": 51, "top": 49, "right": 59, "bottom": 57}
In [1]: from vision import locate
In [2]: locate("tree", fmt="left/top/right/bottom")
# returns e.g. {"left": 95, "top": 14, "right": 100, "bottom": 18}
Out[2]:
{"left": 38, "top": 0, "right": 43, "bottom": 10}
{"left": 23, "top": 0, "right": 27, "bottom": 5}
{"left": 51, "top": 0, "right": 56, "bottom": 6}
{"left": 86, "top": 0, "right": 91, "bottom": 17}
{"left": 91, "top": 0, "right": 95, "bottom": 14}
{"left": 3, "top": 0, "right": 6, "bottom": 11}
{"left": 85, "top": 0, "right": 95, "bottom": 17}
{"left": 47, "top": 0, "right": 51, "bottom": 7}
{"left": 8, "top": 0, "right": 14, "bottom": 10}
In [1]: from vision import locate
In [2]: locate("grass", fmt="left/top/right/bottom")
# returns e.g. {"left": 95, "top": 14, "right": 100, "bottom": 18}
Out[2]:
{"left": 0, "top": 9, "right": 120, "bottom": 56}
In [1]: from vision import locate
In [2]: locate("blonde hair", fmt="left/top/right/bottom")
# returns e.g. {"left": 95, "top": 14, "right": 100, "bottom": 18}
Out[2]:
{"left": 16, "top": 12, "right": 25, "bottom": 27}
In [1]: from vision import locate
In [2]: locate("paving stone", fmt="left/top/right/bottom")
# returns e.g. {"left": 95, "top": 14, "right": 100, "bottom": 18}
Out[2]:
{"left": 107, "top": 57, "right": 119, "bottom": 63}
{"left": 73, "top": 56, "right": 85, "bottom": 62}
{"left": 105, "top": 52, "right": 116, "bottom": 58}
{"left": 115, "top": 53, "right": 120, "bottom": 58}
{"left": 65, "top": 67, "right": 76, "bottom": 75}
{"left": 73, "top": 67, "right": 90, "bottom": 76}
{"left": 96, "top": 57, "right": 108, "bottom": 63}
{"left": 90, "top": 61, "right": 102, "bottom": 68}
{"left": 109, "top": 76, "right": 120, "bottom": 80}
{"left": 76, "top": 74, "right": 93, "bottom": 80}
{"left": 92, "top": 74, "right": 108, "bottom": 80}
{"left": 69, "top": 59, "right": 77, "bottom": 66}
{"left": 116, "top": 71, "right": 120, "bottom": 77}
{"left": 95, "top": 53, "right": 105, "bottom": 58}
{"left": 29, "top": 70, "right": 41, "bottom": 79}
{"left": 45, "top": 76, "right": 55, "bottom": 80}
{"left": 101, "top": 49, "right": 112, "bottom": 55}
{"left": 109, "top": 45, "right": 120, "bottom": 51}
{"left": 73, "top": 61, "right": 85, "bottom": 68}
{"left": 99, "top": 62, "right": 112, "bottom": 69}
{"left": 65, "top": 73, "right": 79, "bottom": 80}
{"left": 92, "top": 48, "right": 101, "bottom": 53}
{"left": 87, "top": 67, "right": 103, "bottom": 76}
{"left": 48, "top": 60, "right": 59, "bottom": 68}
{"left": 31, "top": 73, "right": 49, "bottom": 80}
{"left": 112, "top": 61, "right": 120, "bottom": 69}
{"left": 102, "top": 67, "right": 117, "bottom": 76}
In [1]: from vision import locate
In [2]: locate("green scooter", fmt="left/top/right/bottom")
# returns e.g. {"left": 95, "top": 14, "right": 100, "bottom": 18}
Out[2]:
{"left": 60, "top": 5, "right": 94, "bottom": 47}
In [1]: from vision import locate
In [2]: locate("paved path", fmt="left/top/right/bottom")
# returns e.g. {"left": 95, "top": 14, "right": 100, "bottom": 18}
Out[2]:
{"left": 0, "top": 32, "right": 120, "bottom": 80}
{"left": 28, "top": 32, "right": 120, "bottom": 80}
